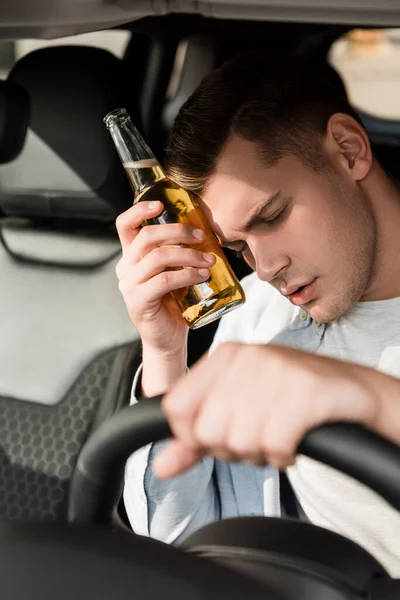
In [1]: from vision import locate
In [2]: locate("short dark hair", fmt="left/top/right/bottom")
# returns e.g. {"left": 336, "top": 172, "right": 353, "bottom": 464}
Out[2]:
{"left": 165, "top": 51, "right": 363, "bottom": 194}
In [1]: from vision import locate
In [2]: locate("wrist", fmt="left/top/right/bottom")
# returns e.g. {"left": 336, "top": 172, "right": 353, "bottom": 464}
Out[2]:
{"left": 142, "top": 343, "right": 187, "bottom": 365}
{"left": 141, "top": 345, "right": 187, "bottom": 398}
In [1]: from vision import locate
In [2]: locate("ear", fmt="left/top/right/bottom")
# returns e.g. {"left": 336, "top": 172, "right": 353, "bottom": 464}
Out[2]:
{"left": 325, "top": 113, "right": 372, "bottom": 181}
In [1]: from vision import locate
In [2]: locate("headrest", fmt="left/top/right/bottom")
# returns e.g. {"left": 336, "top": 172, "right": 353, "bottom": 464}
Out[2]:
{"left": 0, "top": 80, "right": 29, "bottom": 164}
{"left": 0, "top": 46, "right": 142, "bottom": 222}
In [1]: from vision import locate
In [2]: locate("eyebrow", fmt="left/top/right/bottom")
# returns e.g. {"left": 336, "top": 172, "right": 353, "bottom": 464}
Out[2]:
{"left": 219, "top": 190, "right": 282, "bottom": 246}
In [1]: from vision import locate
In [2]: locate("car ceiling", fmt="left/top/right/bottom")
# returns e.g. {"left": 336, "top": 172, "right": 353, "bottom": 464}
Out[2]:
{"left": 0, "top": 0, "right": 399, "bottom": 40}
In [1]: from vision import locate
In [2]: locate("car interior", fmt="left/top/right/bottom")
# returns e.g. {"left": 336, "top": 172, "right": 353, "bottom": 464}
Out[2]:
{"left": 1, "top": 1, "right": 400, "bottom": 598}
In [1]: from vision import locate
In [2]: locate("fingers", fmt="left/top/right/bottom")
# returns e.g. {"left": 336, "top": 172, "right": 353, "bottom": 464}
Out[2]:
{"left": 157, "top": 343, "right": 371, "bottom": 477}
{"left": 115, "top": 200, "right": 164, "bottom": 253}
{"left": 115, "top": 199, "right": 215, "bottom": 317}
{"left": 157, "top": 344, "right": 313, "bottom": 477}
{"left": 132, "top": 267, "right": 211, "bottom": 306}
{"left": 152, "top": 440, "right": 203, "bottom": 479}
{"left": 127, "top": 223, "right": 205, "bottom": 264}
{"left": 161, "top": 350, "right": 217, "bottom": 448}
{"left": 116, "top": 200, "right": 206, "bottom": 259}
{"left": 117, "top": 267, "right": 211, "bottom": 324}
{"left": 260, "top": 419, "right": 301, "bottom": 469}
{"left": 160, "top": 344, "right": 242, "bottom": 456}
{"left": 120, "top": 247, "right": 215, "bottom": 285}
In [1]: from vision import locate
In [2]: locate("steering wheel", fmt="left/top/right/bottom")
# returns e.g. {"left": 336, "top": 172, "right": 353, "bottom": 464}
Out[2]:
{"left": 0, "top": 397, "right": 399, "bottom": 599}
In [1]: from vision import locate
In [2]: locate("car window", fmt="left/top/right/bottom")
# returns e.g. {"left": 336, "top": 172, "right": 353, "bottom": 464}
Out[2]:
{"left": 329, "top": 28, "right": 400, "bottom": 120}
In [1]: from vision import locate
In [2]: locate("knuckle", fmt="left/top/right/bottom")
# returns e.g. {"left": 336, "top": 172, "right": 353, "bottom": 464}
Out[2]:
{"left": 128, "top": 238, "right": 142, "bottom": 261}
{"left": 115, "top": 209, "right": 132, "bottom": 232}
{"left": 115, "top": 213, "right": 127, "bottom": 231}
{"left": 161, "top": 394, "right": 174, "bottom": 416}
{"left": 152, "top": 246, "right": 164, "bottom": 264}
{"left": 180, "top": 269, "right": 194, "bottom": 284}
{"left": 171, "top": 223, "right": 190, "bottom": 241}
{"left": 225, "top": 431, "right": 252, "bottom": 456}
{"left": 189, "top": 248, "right": 202, "bottom": 262}
{"left": 187, "top": 269, "right": 204, "bottom": 283}
{"left": 193, "top": 421, "right": 214, "bottom": 448}
{"left": 117, "top": 278, "right": 127, "bottom": 295}
{"left": 181, "top": 266, "right": 194, "bottom": 280}
{"left": 115, "top": 259, "right": 123, "bottom": 279}
{"left": 260, "top": 434, "right": 285, "bottom": 459}
{"left": 270, "top": 452, "right": 295, "bottom": 469}
{"left": 138, "top": 226, "right": 151, "bottom": 242}
{"left": 163, "top": 396, "right": 188, "bottom": 420}
{"left": 118, "top": 276, "right": 137, "bottom": 297}
{"left": 175, "top": 223, "right": 188, "bottom": 237}
{"left": 156, "top": 270, "right": 171, "bottom": 288}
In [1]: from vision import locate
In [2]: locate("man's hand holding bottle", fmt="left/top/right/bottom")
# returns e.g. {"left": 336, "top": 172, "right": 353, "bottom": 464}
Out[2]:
{"left": 106, "top": 107, "right": 244, "bottom": 396}
{"left": 115, "top": 200, "right": 216, "bottom": 396}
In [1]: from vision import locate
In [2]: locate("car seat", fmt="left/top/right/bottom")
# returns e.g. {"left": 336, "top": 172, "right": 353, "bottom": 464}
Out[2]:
{"left": 0, "top": 46, "right": 143, "bottom": 521}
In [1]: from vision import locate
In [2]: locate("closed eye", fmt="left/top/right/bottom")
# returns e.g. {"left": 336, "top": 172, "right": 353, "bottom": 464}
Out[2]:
{"left": 220, "top": 201, "right": 290, "bottom": 257}
{"left": 258, "top": 203, "right": 290, "bottom": 227}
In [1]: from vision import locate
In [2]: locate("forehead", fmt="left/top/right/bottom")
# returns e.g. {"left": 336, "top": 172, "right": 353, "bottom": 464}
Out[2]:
{"left": 198, "top": 135, "right": 294, "bottom": 238}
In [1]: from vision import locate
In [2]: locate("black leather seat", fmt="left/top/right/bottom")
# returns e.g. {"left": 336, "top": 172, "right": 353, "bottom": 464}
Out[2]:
{"left": 0, "top": 46, "right": 143, "bottom": 522}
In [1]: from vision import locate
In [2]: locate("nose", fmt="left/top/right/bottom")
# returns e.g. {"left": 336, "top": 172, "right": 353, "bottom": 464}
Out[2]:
{"left": 248, "top": 238, "right": 290, "bottom": 283}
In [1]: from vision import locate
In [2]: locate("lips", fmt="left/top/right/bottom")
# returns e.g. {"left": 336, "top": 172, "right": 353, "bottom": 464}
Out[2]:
{"left": 283, "top": 278, "right": 318, "bottom": 306}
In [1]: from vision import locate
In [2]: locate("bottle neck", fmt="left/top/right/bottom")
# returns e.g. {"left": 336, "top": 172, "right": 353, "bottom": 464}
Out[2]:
{"left": 105, "top": 109, "right": 166, "bottom": 193}
{"left": 123, "top": 158, "right": 166, "bottom": 193}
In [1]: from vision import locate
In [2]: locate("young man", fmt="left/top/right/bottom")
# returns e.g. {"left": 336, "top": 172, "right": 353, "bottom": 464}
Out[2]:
{"left": 116, "top": 52, "right": 400, "bottom": 575}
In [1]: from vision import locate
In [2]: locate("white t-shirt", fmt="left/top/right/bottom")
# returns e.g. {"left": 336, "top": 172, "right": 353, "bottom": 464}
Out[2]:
{"left": 288, "top": 296, "right": 400, "bottom": 577}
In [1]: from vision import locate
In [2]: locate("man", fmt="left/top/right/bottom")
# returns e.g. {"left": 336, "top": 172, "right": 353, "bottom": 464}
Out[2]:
{"left": 116, "top": 52, "right": 400, "bottom": 574}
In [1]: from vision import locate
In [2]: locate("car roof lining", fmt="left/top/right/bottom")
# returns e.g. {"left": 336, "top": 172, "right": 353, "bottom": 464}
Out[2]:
{"left": 0, "top": 0, "right": 399, "bottom": 40}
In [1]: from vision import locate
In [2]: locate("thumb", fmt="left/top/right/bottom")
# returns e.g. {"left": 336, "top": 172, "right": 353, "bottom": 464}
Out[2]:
{"left": 152, "top": 439, "right": 203, "bottom": 479}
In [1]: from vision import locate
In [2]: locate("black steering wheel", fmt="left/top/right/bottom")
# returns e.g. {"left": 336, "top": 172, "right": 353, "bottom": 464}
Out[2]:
{"left": 1, "top": 397, "right": 399, "bottom": 600}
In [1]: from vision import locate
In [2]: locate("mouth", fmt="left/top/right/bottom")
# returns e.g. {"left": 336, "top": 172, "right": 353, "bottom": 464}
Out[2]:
{"left": 283, "top": 278, "right": 318, "bottom": 306}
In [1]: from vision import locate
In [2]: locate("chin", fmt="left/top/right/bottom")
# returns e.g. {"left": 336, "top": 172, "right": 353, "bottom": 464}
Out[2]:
{"left": 303, "top": 298, "right": 347, "bottom": 323}
{"left": 305, "top": 298, "right": 352, "bottom": 324}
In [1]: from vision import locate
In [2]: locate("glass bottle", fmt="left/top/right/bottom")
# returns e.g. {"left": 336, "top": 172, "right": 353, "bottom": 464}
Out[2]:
{"left": 104, "top": 108, "right": 245, "bottom": 329}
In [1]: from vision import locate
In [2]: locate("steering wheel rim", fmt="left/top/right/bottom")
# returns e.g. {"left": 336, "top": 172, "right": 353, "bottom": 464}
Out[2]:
{"left": 68, "top": 395, "right": 400, "bottom": 525}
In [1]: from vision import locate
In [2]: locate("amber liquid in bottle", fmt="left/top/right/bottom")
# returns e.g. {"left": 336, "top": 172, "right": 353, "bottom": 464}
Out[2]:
{"left": 105, "top": 109, "right": 245, "bottom": 329}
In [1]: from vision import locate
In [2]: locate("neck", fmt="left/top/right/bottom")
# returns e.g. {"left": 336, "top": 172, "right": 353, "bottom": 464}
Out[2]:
{"left": 362, "top": 162, "right": 400, "bottom": 302}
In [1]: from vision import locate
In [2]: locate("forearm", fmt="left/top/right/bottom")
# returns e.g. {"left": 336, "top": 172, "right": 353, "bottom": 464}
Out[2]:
{"left": 330, "top": 358, "right": 400, "bottom": 445}
{"left": 359, "top": 365, "right": 400, "bottom": 446}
